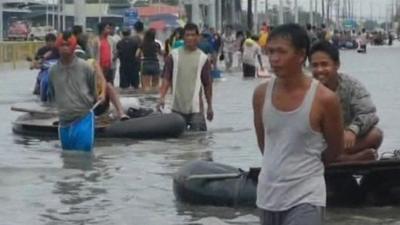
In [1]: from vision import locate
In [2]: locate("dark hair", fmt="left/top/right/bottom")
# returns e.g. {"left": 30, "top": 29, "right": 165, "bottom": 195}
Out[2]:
{"left": 268, "top": 23, "right": 310, "bottom": 57}
{"left": 175, "top": 27, "right": 184, "bottom": 39}
{"left": 141, "top": 29, "right": 158, "bottom": 57}
{"left": 98, "top": 22, "right": 107, "bottom": 35}
{"left": 61, "top": 31, "right": 73, "bottom": 41}
{"left": 309, "top": 41, "right": 340, "bottom": 64}
{"left": 72, "top": 25, "right": 83, "bottom": 36}
{"left": 134, "top": 21, "right": 144, "bottom": 32}
{"left": 144, "top": 28, "right": 156, "bottom": 43}
{"left": 306, "top": 23, "right": 312, "bottom": 30}
{"left": 183, "top": 23, "right": 199, "bottom": 35}
{"left": 45, "top": 33, "right": 56, "bottom": 42}
{"left": 251, "top": 35, "right": 259, "bottom": 42}
{"left": 122, "top": 28, "right": 131, "bottom": 37}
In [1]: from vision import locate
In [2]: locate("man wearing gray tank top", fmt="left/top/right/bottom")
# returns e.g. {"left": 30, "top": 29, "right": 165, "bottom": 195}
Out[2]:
{"left": 252, "top": 24, "right": 344, "bottom": 225}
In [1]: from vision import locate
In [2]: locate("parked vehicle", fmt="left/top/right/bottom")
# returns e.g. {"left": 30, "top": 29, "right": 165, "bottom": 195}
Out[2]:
{"left": 7, "top": 19, "right": 30, "bottom": 41}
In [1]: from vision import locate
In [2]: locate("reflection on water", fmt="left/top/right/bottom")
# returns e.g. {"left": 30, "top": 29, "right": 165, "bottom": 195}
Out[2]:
{"left": 1, "top": 45, "right": 400, "bottom": 224}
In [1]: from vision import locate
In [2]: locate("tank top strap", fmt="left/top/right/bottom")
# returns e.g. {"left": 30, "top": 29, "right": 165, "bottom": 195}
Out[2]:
{"left": 303, "top": 78, "right": 319, "bottom": 114}
{"left": 264, "top": 77, "right": 276, "bottom": 109}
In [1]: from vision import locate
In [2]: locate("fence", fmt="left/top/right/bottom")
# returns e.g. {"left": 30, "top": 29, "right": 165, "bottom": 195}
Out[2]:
{"left": 0, "top": 41, "right": 44, "bottom": 69}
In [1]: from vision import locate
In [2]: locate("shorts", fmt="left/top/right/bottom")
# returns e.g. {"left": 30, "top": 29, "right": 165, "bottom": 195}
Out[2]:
{"left": 102, "top": 68, "right": 115, "bottom": 84}
{"left": 243, "top": 63, "right": 256, "bottom": 77}
{"left": 260, "top": 204, "right": 324, "bottom": 225}
{"left": 174, "top": 111, "right": 207, "bottom": 131}
{"left": 141, "top": 60, "right": 160, "bottom": 76}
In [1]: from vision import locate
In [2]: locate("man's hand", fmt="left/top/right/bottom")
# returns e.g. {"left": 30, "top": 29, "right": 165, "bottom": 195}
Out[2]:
{"left": 206, "top": 107, "right": 214, "bottom": 121}
{"left": 344, "top": 130, "right": 357, "bottom": 149}
{"left": 97, "top": 94, "right": 106, "bottom": 104}
{"left": 157, "top": 97, "right": 165, "bottom": 112}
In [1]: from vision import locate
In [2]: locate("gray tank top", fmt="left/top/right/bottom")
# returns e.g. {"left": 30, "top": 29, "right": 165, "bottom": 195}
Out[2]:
{"left": 256, "top": 77, "right": 327, "bottom": 211}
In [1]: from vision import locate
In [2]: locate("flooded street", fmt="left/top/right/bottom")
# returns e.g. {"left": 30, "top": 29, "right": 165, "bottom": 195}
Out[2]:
{"left": 1, "top": 44, "right": 400, "bottom": 225}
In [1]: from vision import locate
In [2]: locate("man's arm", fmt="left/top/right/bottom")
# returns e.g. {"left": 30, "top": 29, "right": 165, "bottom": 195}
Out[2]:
{"left": 320, "top": 88, "right": 344, "bottom": 165}
{"left": 158, "top": 55, "right": 173, "bottom": 110}
{"left": 201, "top": 60, "right": 212, "bottom": 105}
{"left": 253, "top": 83, "right": 267, "bottom": 154}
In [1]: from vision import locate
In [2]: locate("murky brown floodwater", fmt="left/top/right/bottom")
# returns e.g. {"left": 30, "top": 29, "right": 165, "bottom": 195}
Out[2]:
{"left": 1, "top": 43, "right": 400, "bottom": 225}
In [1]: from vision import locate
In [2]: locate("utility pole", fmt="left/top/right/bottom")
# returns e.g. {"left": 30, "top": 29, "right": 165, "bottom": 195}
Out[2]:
{"left": 254, "top": 0, "right": 258, "bottom": 33}
{"left": 315, "top": 0, "right": 318, "bottom": 24}
{"left": 46, "top": 1, "right": 49, "bottom": 27}
{"left": 62, "top": 0, "right": 66, "bottom": 31}
{"left": 231, "top": 0, "right": 236, "bottom": 26}
{"left": 0, "top": 2, "right": 3, "bottom": 41}
{"left": 248, "top": 0, "right": 253, "bottom": 32}
{"left": 309, "top": 0, "right": 314, "bottom": 25}
{"left": 99, "top": 0, "right": 102, "bottom": 23}
{"left": 209, "top": 0, "right": 216, "bottom": 29}
{"left": 192, "top": 1, "right": 200, "bottom": 26}
{"left": 294, "top": 0, "right": 298, "bottom": 23}
{"left": 74, "top": 0, "right": 86, "bottom": 29}
{"left": 57, "top": 0, "right": 61, "bottom": 31}
{"left": 321, "top": 0, "right": 325, "bottom": 24}
{"left": 278, "top": 0, "right": 284, "bottom": 25}
{"left": 217, "top": 0, "right": 222, "bottom": 31}
{"left": 326, "top": 0, "right": 330, "bottom": 26}
{"left": 265, "top": 0, "right": 269, "bottom": 24}
{"left": 52, "top": 0, "right": 55, "bottom": 29}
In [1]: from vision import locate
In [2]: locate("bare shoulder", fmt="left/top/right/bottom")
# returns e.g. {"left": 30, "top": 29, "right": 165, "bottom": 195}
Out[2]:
{"left": 253, "top": 81, "right": 269, "bottom": 107}
{"left": 315, "top": 82, "right": 340, "bottom": 108}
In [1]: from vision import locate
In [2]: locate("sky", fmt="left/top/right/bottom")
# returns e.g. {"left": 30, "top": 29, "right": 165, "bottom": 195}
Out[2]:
{"left": 244, "top": 0, "right": 396, "bottom": 21}
{"left": 31, "top": 0, "right": 396, "bottom": 21}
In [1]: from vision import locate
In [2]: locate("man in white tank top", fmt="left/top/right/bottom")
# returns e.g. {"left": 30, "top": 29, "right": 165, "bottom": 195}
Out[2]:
{"left": 252, "top": 24, "right": 344, "bottom": 225}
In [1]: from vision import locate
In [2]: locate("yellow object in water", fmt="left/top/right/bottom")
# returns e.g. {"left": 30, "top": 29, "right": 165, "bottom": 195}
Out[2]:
{"left": 86, "top": 58, "right": 106, "bottom": 97}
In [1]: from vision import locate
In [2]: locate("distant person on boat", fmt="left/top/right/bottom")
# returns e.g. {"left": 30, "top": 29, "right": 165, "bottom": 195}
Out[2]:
{"left": 310, "top": 41, "right": 382, "bottom": 161}
{"left": 253, "top": 24, "right": 354, "bottom": 225}
{"left": 158, "top": 23, "right": 213, "bottom": 131}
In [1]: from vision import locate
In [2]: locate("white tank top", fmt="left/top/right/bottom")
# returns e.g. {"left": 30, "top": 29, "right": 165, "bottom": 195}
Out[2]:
{"left": 256, "top": 77, "right": 327, "bottom": 211}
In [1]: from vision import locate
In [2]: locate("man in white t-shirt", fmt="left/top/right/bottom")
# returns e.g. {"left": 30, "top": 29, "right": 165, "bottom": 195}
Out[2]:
{"left": 222, "top": 25, "right": 236, "bottom": 71}
{"left": 242, "top": 37, "right": 264, "bottom": 77}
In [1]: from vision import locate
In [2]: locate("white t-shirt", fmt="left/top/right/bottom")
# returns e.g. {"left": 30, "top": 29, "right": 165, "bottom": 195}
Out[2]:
{"left": 242, "top": 42, "right": 261, "bottom": 66}
{"left": 222, "top": 33, "right": 236, "bottom": 53}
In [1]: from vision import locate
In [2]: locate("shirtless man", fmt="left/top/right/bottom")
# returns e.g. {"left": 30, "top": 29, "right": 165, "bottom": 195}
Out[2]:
{"left": 309, "top": 41, "right": 382, "bottom": 161}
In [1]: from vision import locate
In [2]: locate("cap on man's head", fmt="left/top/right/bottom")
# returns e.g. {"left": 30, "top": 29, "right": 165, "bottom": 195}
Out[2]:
{"left": 55, "top": 31, "right": 77, "bottom": 50}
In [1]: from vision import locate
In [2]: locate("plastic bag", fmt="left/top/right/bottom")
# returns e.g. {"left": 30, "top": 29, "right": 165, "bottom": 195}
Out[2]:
{"left": 59, "top": 111, "right": 95, "bottom": 152}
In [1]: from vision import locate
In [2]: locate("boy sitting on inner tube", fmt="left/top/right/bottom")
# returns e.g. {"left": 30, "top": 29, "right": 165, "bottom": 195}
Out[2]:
{"left": 309, "top": 41, "right": 382, "bottom": 162}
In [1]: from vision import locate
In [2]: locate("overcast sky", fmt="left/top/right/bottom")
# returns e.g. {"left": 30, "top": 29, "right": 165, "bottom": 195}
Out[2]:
{"left": 243, "top": 0, "right": 396, "bottom": 21}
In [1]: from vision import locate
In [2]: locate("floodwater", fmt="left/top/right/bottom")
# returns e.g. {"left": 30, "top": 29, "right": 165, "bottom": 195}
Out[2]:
{"left": 1, "top": 44, "right": 400, "bottom": 225}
